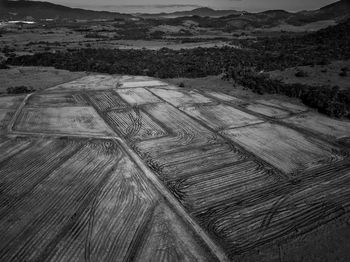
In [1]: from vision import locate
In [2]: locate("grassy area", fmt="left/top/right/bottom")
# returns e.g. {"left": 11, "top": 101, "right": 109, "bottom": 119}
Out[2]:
{"left": 268, "top": 60, "right": 350, "bottom": 90}
{"left": 166, "top": 75, "right": 254, "bottom": 98}
{"left": 165, "top": 75, "right": 306, "bottom": 105}
{"left": 0, "top": 66, "right": 86, "bottom": 94}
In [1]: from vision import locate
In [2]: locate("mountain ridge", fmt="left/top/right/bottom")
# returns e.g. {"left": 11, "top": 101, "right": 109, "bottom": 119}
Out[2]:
{"left": 0, "top": 0, "right": 349, "bottom": 28}
{"left": 136, "top": 7, "right": 246, "bottom": 18}
{"left": 0, "top": 0, "right": 132, "bottom": 20}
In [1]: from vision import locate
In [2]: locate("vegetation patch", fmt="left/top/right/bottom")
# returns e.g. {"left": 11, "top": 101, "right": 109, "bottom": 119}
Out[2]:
{"left": 224, "top": 69, "right": 350, "bottom": 119}
{"left": 7, "top": 86, "right": 35, "bottom": 94}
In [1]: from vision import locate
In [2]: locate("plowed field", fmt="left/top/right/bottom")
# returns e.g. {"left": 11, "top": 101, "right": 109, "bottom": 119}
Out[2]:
{"left": 1, "top": 74, "right": 349, "bottom": 261}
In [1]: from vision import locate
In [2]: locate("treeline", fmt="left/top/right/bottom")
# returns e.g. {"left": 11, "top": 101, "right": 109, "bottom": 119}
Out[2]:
{"left": 5, "top": 19, "right": 350, "bottom": 118}
{"left": 7, "top": 19, "right": 350, "bottom": 77}
{"left": 0, "top": 62, "right": 9, "bottom": 69}
{"left": 239, "top": 19, "right": 350, "bottom": 70}
{"left": 6, "top": 47, "right": 255, "bottom": 78}
{"left": 224, "top": 68, "right": 350, "bottom": 119}
{"left": 6, "top": 86, "right": 35, "bottom": 94}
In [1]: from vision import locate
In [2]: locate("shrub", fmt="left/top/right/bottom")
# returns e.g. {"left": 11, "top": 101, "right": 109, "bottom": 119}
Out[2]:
{"left": 339, "top": 71, "right": 348, "bottom": 77}
{"left": 295, "top": 70, "right": 308, "bottom": 77}
{"left": 7, "top": 86, "right": 35, "bottom": 94}
{"left": 0, "top": 62, "right": 9, "bottom": 69}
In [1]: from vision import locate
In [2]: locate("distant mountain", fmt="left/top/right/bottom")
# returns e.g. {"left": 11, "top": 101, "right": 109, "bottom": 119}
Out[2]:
{"left": 136, "top": 0, "right": 350, "bottom": 21}
{"left": 319, "top": 0, "right": 350, "bottom": 14}
{"left": 205, "top": 0, "right": 350, "bottom": 31}
{"left": 286, "top": 0, "right": 350, "bottom": 25}
{"left": 137, "top": 7, "right": 246, "bottom": 18}
{"left": 135, "top": 0, "right": 349, "bottom": 33}
{"left": 0, "top": 0, "right": 348, "bottom": 32}
{"left": 0, "top": 0, "right": 131, "bottom": 21}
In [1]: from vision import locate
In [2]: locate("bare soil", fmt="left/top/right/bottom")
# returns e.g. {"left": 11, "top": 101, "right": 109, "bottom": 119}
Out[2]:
{"left": 0, "top": 73, "right": 349, "bottom": 262}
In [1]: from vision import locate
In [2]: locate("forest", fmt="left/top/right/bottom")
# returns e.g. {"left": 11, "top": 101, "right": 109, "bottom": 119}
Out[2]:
{"left": 7, "top": 19, "right": 349, "bottom": 75}
{"left": 238, "top": 18, "right": 350, "bottom": 70}
{"left": 5, "top": 19, "right": 350, "bottom": 118}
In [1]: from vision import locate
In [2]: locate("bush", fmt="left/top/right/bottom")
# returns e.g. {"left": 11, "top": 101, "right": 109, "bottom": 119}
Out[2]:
{"left": 339, "top": 71, "right": 348, "bottom": 77}
{"left": 149, "top": 31, "right": 165, "bottom": 39}
{"left": 0, "top": 62, "right": 9, "bottom": 69}
{"left": 322, "top": 102, "right": 348, "bottom": 118}
{"left": 339, "top": 67, "right": 349, "bottom": 77}
{"left": 7, "top": 86, "right": 35, "bottom": 94}
{"left": 295, "top": 70, "right": 308, "bottom": 77}
{"left": 85, "top": 33, "right": 109, "bottom": 39}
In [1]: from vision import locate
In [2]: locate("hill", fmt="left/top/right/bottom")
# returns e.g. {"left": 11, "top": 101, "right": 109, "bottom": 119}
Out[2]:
{"left": 0, "top": 0, "right": 131, "bottom": 21}
{"left": 286, "top": 0, "right": 350, "bottom": 25}
{"left": 137, "top": 7, "right": 246, "bottom": 18}
{"left": 138, "top": 1, "right": 349, "bottom": 31}
{"left": 1, "top": 0, "right": 349, "bottom": 31}
{"left": 216, "top": 0, "right": 350, "bottom": 30}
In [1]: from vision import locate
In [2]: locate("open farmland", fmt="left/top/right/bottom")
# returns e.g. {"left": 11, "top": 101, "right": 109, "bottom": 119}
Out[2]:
{"left": 26, "top": 92, "right": 88, "bottom": 107}
{"left": 0, "top": 96, "right": 24, "bottom": 134}
{"left": 283, "top": 112, "right": 350, "bottom": 140}
{"left": 118, "top": 77, "right": 168, "bottom": 89}
{"left": 242, "top": 103, "right": 291, "bottom": 118}
{"left": 47, "top": 75, "right": 122, "bottom": 92}
{"left": 0, "top": 109, "right": 14, "bottom": 133}
{"left": 87, "top": 90, "right": 128, "bottom": 111}
{"left": 0, "top": 67, "right": 87, "bottom": 93}
{"left": 105, "top": 108, "right": 167, "bottom": 141}
{"left": 255, "top": 99, "right": 308, "bottom": 114}
{"left": 0, "top": 95, "right": 26, "bottom": 109}
{"left": 0, "top": 137, "right": 214, "bottom": 261}
{"left": 13, "top": 106, "right": 115, "bottom": 137}
{"left": 222, "top": 123, "right": 344, "bottom": 174}
{"left": 150, "top": 88, "right": 213, "bottom": 107}
{"left": 205, "top": 91, "right": 245, "bottom": 103}
{"left": 0, "top": 74, "right": 350, "bottom": 261}
{"left": 116, "top": 88, "right": 162, "bottom": 106}
{"left": 181, "top": 104, "right": 263, "bottom": 130}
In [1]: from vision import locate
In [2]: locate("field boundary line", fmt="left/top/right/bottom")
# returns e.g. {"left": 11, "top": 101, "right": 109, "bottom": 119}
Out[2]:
{"left": 42, "top": 74, "right": 88, "bottom": 93}
{"left": 7, "top": 93, "right": 32, "bottom": 133}
{"left": 113, "top": 137, "right": 231, "bottom": 262}
{"left": 9, "top": 130, "right": 116, "bottom": 140}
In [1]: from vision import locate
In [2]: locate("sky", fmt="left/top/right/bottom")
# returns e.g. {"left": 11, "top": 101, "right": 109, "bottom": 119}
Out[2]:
{"left": 42, "top": 0, "right": 339, "bottom": 13}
